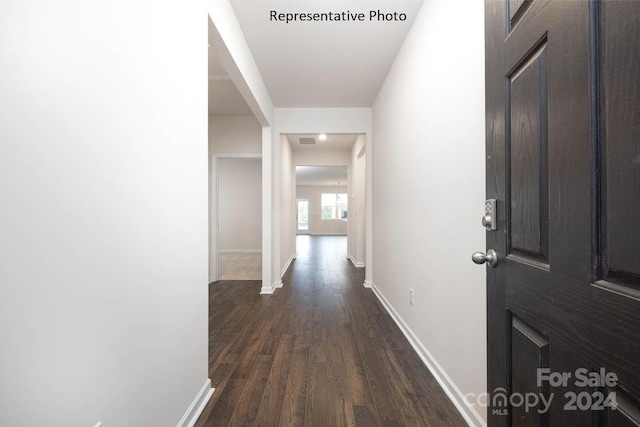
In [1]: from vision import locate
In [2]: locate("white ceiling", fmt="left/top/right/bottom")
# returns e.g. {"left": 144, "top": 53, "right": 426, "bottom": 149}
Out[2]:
{"left": 287, "top": 133, "right": 358, "bottom": 151}
{"left": 296, "top": 166, "right": 348, "bottom": 186}
{"left": 230, "top": 0, "right": 424, "bottom": 107}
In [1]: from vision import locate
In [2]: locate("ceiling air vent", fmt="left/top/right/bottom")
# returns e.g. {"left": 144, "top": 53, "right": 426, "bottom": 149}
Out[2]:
{"left": 299, "top": 137, "right": 316, "bottom": 145}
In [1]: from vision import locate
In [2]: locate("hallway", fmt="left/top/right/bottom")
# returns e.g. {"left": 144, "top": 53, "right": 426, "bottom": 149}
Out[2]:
{"left": 196, "top": 236, "right": 466, "bottom": 426}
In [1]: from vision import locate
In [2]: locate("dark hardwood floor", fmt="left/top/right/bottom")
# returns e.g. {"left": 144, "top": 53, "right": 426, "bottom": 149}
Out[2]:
{"left": 195, "top": 236, "right": 467, "bottom": 427}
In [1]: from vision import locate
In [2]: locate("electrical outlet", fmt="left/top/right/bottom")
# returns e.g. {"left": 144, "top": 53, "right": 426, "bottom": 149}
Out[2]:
{"left": 409, "top": 288, "right": 415, "bottom": 306}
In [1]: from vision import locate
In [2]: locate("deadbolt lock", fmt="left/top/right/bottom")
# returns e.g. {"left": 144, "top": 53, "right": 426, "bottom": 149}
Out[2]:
{"left": 482, "top": 199, "right": 497, "bottom": 231}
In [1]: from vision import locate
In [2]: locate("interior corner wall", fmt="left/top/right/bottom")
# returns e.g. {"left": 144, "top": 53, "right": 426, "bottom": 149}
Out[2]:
{"left": 348, "top": 135, "right": 366, "bottom": 266}
{"left": 0, "top": 2, "right": 208, "bottom": 426}
{"left": 218, "top": 158, "right": 262, "bottom": 252}
{"left": 279, "top": 135, "right": 295, "bottom": 276}
{"left": 371, "top": 0, "right": 487, "bottom": 424}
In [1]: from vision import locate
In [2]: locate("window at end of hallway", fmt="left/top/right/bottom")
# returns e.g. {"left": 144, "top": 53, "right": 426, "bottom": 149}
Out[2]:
{"left": 321, "top": 193, "right": 348, "bottom": 220}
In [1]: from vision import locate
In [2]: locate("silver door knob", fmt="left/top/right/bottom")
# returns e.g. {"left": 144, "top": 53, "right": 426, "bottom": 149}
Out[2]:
{"left": 481, "top": 214, "right": 492, "bottom": 229}
{"left": 472, "top": 249, "right": 498, "bottom": 267}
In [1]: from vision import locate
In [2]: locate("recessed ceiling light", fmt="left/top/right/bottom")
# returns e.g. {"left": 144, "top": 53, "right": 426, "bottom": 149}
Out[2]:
{"left": 318, "top": 134, "right": 327, "bottom": 141}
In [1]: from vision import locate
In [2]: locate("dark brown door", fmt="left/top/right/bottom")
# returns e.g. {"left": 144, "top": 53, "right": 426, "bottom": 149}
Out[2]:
{"left": 485, "top": 1, "right": 640, "bottom": 425}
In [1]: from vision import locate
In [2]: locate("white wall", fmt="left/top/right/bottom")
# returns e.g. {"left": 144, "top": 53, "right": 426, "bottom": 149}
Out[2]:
{"left": 218, "top": 158, "right": 262, "bottom": 251}
{"left": 292, "top": 149, "right": 350, "bottom": 167}
{"left": 280, "top": 135, "right": 295, "bottom": 277}
{"left": 209, "top": 116, "right": 262, "bottom": 154}
{"left": 371, "top": 0, "right": 487, "bottom": 425}
{"left": 0, "top": 2, "right": 209, "bottom": 426}
{"left": 296, "top": 186, "right": 348, "bottom": 236}
{"left": 348, "top": 135, "right": 367, "bottom": 266}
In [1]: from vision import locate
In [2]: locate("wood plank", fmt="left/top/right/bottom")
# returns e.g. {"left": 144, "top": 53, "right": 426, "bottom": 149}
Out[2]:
{"left": 195, "top": 236, "right": 466, "bottom": 426}
{"left": 352, "top": 329, "right": 406, "bottom": 426}
{"left": 253, "top": 334, "right": 295, "bottom": 426}
{"left": 353, "top": 405, "right": 382, "bottom": 427}
{"left": 304, "top": 362, "right": 336, "bottom": 427}
{"left": 227, "top": 355, "right": 274, "bottom": 426}
{"left": 279, "top": 332, "right": 310, "bottom": 426}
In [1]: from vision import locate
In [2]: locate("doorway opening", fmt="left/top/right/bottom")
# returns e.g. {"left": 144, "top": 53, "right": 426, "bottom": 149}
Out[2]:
{"left": 296, "top": 199, "right": 310, "bottom": 234}
{"left": 295, "top": 165, "right": 348, "bottom": 253}
{"left": 282, "top": 133, "right": 367, "bottom": 270}
{"left": 217, "top": 158, "right": 262, "bottom": 280}
{"left": 208, "top": 20, "right": 263, "bottom": 283}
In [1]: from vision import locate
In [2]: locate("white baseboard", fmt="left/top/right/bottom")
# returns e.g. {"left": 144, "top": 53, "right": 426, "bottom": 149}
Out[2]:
{"left": 260, "top": 283, "right": 275, "bottom": 294}
{"left": 369, "top": 282, "right": 486, "bottom": 427}
{"left": 219, "top": 249, "right": 262, "bottom": 254}
{"left": 281, "top": 255, "right": 295, "bottom": 278}
{"left": 363, "top": 279, "right": 373, "bottom": 289}
{"left": 348, "top": 254, "right": 365, "bottom": 268}
{"left": 177, "top": 378, "right": 214, "bottom": 427}
{"left": 275, "top": 280, "right": 283, "bottom": 289}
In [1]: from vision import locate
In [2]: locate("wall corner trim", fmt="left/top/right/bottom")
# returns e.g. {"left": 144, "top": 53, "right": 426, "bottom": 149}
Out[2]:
{"left": 281, "top": 255, "right": 295, "bottom": 278}
{"left": 363, "top": 279, "right": 373, "bottom": 289}
{"left": 274, "top": 280, "right": 283, "bottom": 289}
{"left": 348, "top": 254, "right": 365, "bottom": 268}
{"left": 260, "top": 283, "right": 276, "bottom": 294}
{"left": 369, "top": 282, "right": 487, "bottom": 427}
{"left": 177, "top": 378, "right": 214, "bottom": 427}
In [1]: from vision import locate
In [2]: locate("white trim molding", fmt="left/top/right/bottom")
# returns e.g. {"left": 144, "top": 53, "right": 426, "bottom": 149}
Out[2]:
{"left": 281, "top": 255, "right": 295, "bottom": 278}
{"left": 177, "top": 379, "right": 214, "bottom": 427}
{"left": 369, "top": 282, "right": 486, "bottom": 427}
{"left": 219, "top": 249, "right": 262, "bottom": 254}
{"left": 363, "top": 279, "right": 373, "bottom": 289}
{"left": 274, "top": 280, "right": 283, "bottom": 289}
{"left": 260, "top": 283, "right": 276, "bottom": 294}
{"left": 348, "top": 254, "right": 365, "bottom": 268}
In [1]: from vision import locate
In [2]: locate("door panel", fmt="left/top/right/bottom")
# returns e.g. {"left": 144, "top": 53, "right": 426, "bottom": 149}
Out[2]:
{"left": 600, "top": 1, "right": 640, "bottom": 295}
{"left": 509, "top": 0, "right": 532, "bottom": 28}
{"left": 508, "top": 41, "right": 549, "bottom": 262}
{"left": 485, "top": 1, "right": 640, "bottom": 425}
{"left": 510, "top": 317, "right": 550, "bottom": 426}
